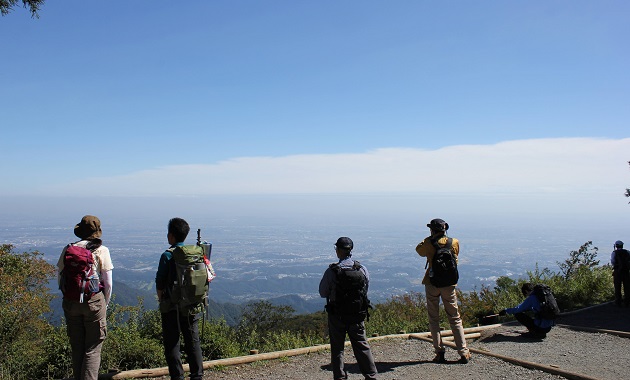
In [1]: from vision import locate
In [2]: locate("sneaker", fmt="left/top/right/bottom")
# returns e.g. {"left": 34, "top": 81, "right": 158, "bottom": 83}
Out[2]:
{"left": 432, "top": 352, "right": 446, "bottom": 363}
{"left": 458, "top": 352, "right": 471, "bottom": 364}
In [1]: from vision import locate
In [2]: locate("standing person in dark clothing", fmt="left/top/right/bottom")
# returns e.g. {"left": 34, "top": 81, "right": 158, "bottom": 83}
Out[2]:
{"left": 319, "top": 237, "right": 377, "bottom": 380}
{"left": 155, "top": 217, "right": 204, "bottom": 380}
{"left": 611, "top": 240, "right": 630, "bottom": 307}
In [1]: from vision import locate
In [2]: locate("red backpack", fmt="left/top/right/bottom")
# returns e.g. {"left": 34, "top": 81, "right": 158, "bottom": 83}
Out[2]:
{"left": 60, "top": 244, "right": 101, "bottom": 303}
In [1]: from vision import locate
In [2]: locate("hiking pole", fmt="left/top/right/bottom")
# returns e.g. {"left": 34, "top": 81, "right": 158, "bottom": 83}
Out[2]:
{"left": 197, "top": 228, "right": 206, "bottom": 342}
{"left": 483, "top": 313, "right": 500, "bottom": 319}
{"left": 196, "top": 228, "right": 213, "bottom": 344}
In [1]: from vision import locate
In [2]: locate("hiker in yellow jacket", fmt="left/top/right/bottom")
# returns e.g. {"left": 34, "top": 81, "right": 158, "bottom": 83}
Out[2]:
{"left": 415, "top": 218, "right": 471, "bottom": 364}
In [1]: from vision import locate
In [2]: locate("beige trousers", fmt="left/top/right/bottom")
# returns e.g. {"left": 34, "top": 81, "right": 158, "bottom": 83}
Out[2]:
{"left": 425, "top": 283, "right": 469, "bottom": 357}
{"left": 62, "top": 292, "right": 107, "bottom": 380}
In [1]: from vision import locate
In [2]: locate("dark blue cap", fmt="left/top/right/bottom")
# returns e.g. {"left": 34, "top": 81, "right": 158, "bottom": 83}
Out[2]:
{"left": 335, "top": 237, "right": 353, "bottom": 250}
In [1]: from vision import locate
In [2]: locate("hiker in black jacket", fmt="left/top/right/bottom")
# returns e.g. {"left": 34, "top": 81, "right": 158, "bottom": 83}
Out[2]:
{"left": 155, "top": 218, "right": 204, "bottom": 380}
{"left": 611, "top": 240, "right": 630, "bottom": 307}
{"left": 319, "top": 237, "right": 377, "bottom": 380}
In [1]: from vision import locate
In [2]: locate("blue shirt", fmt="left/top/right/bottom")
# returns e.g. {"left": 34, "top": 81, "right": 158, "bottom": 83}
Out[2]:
{"left": 319, "top": 256, "right": 370, "bottom": 299}
{"left": 506, "top": 293, "right": 555, "bottom": 329}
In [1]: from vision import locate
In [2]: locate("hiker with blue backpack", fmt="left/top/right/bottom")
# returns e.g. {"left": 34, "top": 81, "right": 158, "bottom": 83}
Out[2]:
{"left": 415, "top": 218, "right": 471, "bottom": 364}
{"left": 156, "top": 217, "right": 210, "bottom": 380}
{"left": 57, "top": 215, "right": 114, "bottom": 380}
{"left": 499, "top": 283, "right": 558, "bottom": 339}
{"left": 319, "top": 237, "right": 377, "bottom": 380}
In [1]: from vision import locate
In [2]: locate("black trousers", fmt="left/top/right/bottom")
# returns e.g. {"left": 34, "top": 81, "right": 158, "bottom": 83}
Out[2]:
{"left": 514, "top": 313, "right": 551, "bottom": 337}
{"left": 327, "top": 313, "right": 377, "bottom": 380}
{"left": 161, "top": 309, "right": 203, "bottom": 380}
{"left": 613, "top": 269, "right": 630, "bottom": 306}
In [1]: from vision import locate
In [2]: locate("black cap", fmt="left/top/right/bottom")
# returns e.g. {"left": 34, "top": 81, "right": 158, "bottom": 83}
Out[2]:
{"left": 615, "top": 240, "right": 624, "bottom": 248}
{"left": 335, "top": 237, "right": 353, "bottom": 250}
{"left": 427, "top": 218, "right": 449, "bottom": 232}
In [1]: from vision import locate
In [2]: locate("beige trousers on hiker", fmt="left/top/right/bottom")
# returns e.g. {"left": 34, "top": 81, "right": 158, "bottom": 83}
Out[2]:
{"left": 425, "top": 283, "right": 469, "bottom": 357}
{"left": 63, "top": 292, "right": 107, "bottom": 380}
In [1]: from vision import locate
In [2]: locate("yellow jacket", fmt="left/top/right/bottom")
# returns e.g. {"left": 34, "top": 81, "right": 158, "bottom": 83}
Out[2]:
{"left": 415, "top": 235, "right": 460, "bottom": 285}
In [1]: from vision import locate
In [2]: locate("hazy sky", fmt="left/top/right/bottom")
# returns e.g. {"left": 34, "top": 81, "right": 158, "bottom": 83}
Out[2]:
{"left": 1, "top": 1, "right": 629, "bottom": 225}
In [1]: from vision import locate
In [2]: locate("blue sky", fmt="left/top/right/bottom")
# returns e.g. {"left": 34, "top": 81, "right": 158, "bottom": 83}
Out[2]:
{"left": 1, "top": 1, "right": 629, "bottom": 225}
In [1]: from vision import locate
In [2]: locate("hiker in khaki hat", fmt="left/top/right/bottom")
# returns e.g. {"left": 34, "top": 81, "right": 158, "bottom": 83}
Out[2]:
{"left": 57, "top": 215, "right": 114, "bottom": 380}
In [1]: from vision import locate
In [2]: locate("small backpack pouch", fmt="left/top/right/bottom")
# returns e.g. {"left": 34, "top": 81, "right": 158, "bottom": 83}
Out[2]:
{"left": 87, "top": 271, "right": 100, "bottom": 293}
{"left": 204, "top": 255, "right": 216, "bottom": 283}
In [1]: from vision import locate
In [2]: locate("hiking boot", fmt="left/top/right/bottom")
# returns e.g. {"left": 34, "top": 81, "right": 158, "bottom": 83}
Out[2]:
{"left": 520, "top": 331, "right": 545, "bottom": 340}
{"left": 458, "top": 352, "right": 471, "bottom": 364}
{"left": 432, "top": 352, "right": 446, "bottom": 363}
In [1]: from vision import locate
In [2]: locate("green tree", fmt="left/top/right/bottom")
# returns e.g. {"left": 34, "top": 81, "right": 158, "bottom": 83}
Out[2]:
{"left": 557, "top": 241, "right": 599, "bottom": 280}
{"left": 0, "top": 244, "right": 56, "bottom": 377}
{"left": 237, "top": 300, "right": 295, "bottom": 335}
{"left": 235, "top": 300, "right": 325, "bottom": 353}
{"left": 0, "top": 0, "right": 45, "bottom": 17}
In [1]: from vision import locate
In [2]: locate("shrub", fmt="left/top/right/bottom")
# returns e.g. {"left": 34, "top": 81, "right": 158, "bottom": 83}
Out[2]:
{"left": 368, "top": 292, "right": 430, "bottom": 335}
{"left": 200, "top": 318, "right": 242, "bottom": 359}
{"left": 101, "top": 300, "right": 164, "bottom": 371}
{"left": 0, "top": 244, "right": 56, "bottom": 379}
{"left": 35, "top": 324, "right": 73, "bottom": 379}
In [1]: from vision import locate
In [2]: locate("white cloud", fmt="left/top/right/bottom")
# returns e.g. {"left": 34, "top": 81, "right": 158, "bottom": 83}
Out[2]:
{"left": 42, "top": 137, "right": 630, "bottom": 197}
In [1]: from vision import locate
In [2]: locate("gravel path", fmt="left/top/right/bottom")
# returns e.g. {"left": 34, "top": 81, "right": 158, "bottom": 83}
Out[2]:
{"left": 146, "top": 303, "right": 630, "bottom": 380}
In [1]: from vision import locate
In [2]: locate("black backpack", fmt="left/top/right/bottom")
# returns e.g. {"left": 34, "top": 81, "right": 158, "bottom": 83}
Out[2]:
{"left": 533, "top": 284, "right": 560, "bottom": 320}
{"left": 326, "top": 261, "right": 371, "bottom": 322}
{"left": 428, "top": 237, "right": 459, "bottom": 288}
{"left": 614, "top": 249, "right": 630, "bottom": 272}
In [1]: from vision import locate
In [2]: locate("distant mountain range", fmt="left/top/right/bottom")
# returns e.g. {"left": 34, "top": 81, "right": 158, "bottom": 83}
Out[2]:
{"left": 48, "top": 280, "right": 323, "bottom": 327}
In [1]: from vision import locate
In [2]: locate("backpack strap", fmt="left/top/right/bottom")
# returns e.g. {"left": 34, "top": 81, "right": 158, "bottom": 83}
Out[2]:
{"left": 426, "top": 238, "right": 453, "bottom": 269}
{"left": 69, "top": 240, "right": 97, "bottom": 253}
{"left": 431, "top": 237, "right": 452, "bottom": 250}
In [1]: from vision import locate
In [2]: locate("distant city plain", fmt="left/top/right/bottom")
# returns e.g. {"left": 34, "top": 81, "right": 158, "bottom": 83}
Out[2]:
{"left": 1, "top": 206, "right": 623, "bottom": 311}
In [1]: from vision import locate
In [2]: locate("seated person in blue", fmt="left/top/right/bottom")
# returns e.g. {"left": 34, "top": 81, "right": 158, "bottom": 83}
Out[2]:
{"left": 499, "top": 283, "right": 554, "bottom": 339}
